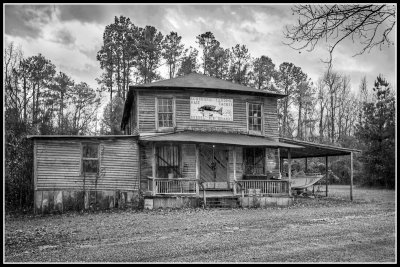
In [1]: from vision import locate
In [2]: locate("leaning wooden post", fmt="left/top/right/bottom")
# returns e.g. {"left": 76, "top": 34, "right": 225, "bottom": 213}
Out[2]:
{"left": 288, "top": 148, "right": 292, "bottom": 196}
{"left": 152, "top": 143, "right": 156, "bottom": 196}
{"left": 195, "top": 144, "right": 200, "bottom": 196}
{"left": 350, "top": 152, "right": 353, "bottom": 201}
{"left": 325, "top": 156, "right": 328, "bottom": 197}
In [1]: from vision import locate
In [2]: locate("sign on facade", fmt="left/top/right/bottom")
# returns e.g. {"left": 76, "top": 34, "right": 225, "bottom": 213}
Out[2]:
{"left": 190, "top": 97, "right": 233, "bottom": 121}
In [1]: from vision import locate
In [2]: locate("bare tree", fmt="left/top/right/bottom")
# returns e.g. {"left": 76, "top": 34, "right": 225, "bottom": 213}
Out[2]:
{"left": 284, "top": 4, "right": 396, "bottom": 70}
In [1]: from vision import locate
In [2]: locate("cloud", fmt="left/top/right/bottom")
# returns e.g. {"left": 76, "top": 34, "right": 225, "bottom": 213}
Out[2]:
{"left": 51, "top": 28, "right": 76, "bottom": 45}
{"left": 4, "top": 5, "right": 55, "bottom": 38}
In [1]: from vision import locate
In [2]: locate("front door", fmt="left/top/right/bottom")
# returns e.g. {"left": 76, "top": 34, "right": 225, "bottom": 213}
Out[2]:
{"left": 199, "top": 144, "right": 229, "bottom": 189}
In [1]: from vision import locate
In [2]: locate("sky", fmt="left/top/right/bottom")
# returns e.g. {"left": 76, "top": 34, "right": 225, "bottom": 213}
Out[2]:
{"left": 4, "top": 4, "right": 396, "bottom": 103}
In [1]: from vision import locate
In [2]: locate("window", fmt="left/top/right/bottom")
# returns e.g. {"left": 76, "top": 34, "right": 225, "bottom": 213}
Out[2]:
{"left": 247, "top": 103, "right": 262, "bottom": 133}
{"left": 82, "top": 143, "right": 99, "bottom": 174}
{"left": 157, "top": 98, "right": 174, "bottom": 128}
{"left": 243, "top": 147, "right": 265, "bottom": 175}
{"left": 156, "top": 145, "right": 180, "bottom": 178}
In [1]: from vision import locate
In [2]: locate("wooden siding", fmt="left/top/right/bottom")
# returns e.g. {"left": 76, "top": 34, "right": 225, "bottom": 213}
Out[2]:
{"left": 134, "top": 90, "right": 279, "bottom": 140}
{"left": 35, "top": 139, "right": 139, "bottom": 191}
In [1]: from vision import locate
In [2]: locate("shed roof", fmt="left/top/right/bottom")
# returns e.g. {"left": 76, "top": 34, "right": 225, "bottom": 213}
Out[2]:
{"left": 139, "top": 131, "right": 303, "bottom": 148}
{"left": 131, "top": 73, "right": 286, "bottom": 98}
{"left": 27, "top": 135, "right": 138, "bottom": 140}
{"left": 278, "top": 137, "right": 361, "bottom": 158}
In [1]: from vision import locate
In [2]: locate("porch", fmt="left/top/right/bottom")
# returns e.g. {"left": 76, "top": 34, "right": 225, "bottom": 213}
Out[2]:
{"left": 140, "top": 131, "right": 302, "bottom": 208}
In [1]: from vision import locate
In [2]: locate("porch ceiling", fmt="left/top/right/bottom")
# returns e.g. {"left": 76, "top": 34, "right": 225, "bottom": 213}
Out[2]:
{"left": 279, "top": 137, "right": 362, "bottom": 159}
{"left": 139, "top": 131, "right": 303, "bottom": 149}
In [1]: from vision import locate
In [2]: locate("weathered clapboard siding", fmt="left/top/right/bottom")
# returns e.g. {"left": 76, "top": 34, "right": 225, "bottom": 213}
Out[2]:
{"left": 264, "top": 97, "right": 279, "bottom": 140}
{"left": 135, "top": 89, "right": 280, "bottom": 138}
{"left": 35, "top": 138, "right": 139, "bottom": 191}
{"left": 137, "top": 91, "right": 156, "bottom": 131}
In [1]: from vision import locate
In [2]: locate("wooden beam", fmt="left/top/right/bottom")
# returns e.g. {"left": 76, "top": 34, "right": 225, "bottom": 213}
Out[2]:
{"left": 350, "top": 152, "right": 353, "bottom": 201}
{"left": 325, "top": 156, "right": 328, "bottom": 197}
{"left": 288, "top": 148, "right": 291, "bottom": 196}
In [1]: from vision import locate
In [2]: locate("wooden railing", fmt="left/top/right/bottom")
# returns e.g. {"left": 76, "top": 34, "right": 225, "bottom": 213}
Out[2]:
{"left": 234, "top": 179, "right": 290, "bottom": 196}
{"left": 147, "top": 177, "right": 198, "bottom": 195}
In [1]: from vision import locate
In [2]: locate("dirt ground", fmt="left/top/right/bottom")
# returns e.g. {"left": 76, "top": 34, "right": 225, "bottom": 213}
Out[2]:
{"left": 4, "top": 185, "right": 396, "bottom": 263}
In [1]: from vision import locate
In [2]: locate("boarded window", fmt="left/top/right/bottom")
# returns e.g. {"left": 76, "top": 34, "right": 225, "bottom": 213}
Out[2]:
{"left": 243, "top": 147, "right": 265, "bottom": 175}
{"left": 156, "top": 145, "right": 180, "bottom": 178}
{"left": 248, "top": 103, "right": 262, "bottom": 133}
{"left": 158, "top": 98, "right": 174, "bottom": 128}
{"left": 82, "top": 143, "right": 99, "bottom": 174}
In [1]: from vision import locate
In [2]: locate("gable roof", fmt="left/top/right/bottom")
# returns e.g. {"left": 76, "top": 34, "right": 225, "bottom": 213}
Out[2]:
{"left": 131, "top": 73, "right": 286, "bottom": 98}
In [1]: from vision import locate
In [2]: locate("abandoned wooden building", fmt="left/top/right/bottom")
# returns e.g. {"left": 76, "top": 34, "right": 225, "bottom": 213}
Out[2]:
{"left": 28, "top": 73, "right": 360, "bottom": 213}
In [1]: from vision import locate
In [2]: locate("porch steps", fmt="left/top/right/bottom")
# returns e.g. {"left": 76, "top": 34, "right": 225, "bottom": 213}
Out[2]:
{"left": 199, "top": 189, "right": 240, "bottom": 208}
{"left": 201, "top": 196, "right": 240, "bottom": 208}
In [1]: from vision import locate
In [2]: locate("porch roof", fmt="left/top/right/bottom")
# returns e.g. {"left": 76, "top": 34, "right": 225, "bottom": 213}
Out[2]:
{"left": 279, "top": 137, "right": 362, "bottom": 159}
{"left": 139, "top": 131, "right": 303, "bottom": 149}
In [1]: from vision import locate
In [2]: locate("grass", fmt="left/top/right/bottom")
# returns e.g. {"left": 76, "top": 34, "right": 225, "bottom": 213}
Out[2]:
{"left": 4, "top": 185, "right": 396, "bottom": 263}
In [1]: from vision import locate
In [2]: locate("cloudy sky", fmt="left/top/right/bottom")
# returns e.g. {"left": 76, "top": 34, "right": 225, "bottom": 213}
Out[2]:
{"left": 4, "top": 4, "right": 396, "bottom": 98}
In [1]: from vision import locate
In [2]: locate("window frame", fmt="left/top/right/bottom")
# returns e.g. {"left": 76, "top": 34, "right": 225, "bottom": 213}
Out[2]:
{"left": 246, "top": 102, "right": 264, "bottom": 135}
{"left": 81, "top": 142, "right": 100, "bottom": 175}
{"left": 155, "top": 96, "right": 176, "bottom": 131}
{"left": 243, "top": 147, "right": 265, "bottom": 175}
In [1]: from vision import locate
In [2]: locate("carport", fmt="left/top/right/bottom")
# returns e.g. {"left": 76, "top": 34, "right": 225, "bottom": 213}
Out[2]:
{"left": 279, "top": 138, "right": 361, "bottom": 200}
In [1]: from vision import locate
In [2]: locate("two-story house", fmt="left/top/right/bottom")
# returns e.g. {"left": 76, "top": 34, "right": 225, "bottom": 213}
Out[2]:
{"left": 29, "top": 73, "right": 359, "bottom": 213}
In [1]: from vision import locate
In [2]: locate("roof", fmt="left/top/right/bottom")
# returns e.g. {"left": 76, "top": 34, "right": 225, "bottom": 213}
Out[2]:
{"left": 279, "top": 137, "right": 362, "bottom": 158}
{"left": 131, "top": 73, "right": 286, "bottom": 98}
{"left": 27, "top": 135, "right": 138, "bottom": 140}
{"left": 139, "top": 131, "right": 303, "bottom": 148}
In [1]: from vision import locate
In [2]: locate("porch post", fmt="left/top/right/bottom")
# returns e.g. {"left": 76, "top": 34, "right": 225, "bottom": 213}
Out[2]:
{"left": 195, "top": 144, "right": 200, "bottom": 196}
{"left": 305, "top": 157, "right": 308, "bottom": 173}
{"left": 325, "top": 156, "right": 328, "bottom": 197}
{"left": 288, "top": 148, "right": 292, "bottom": 196}
{"left": 350, "top": 152, "right": 353, "bottom": 201}
{"left": 233, "top": 147, "right": 237, "bottom": 195}
{"left": 152, "top": 143, "right": 156, "bottom": 196}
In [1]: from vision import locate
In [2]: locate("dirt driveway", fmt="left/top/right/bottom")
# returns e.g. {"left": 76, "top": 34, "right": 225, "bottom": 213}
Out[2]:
{"left": 4, "top": 186, "right": 396, "bottom": 263}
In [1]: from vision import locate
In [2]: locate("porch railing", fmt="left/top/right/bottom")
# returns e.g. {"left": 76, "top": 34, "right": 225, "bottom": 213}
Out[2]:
{"left": 147, "top": 177, "right": 198, "bottom": 195}
{"left": 234, "top": 179, "right": 290, "bottom": 196}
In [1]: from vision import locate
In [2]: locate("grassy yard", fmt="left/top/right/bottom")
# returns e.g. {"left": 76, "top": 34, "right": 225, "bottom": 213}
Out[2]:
{"left": 4, "top": 185, "right": 396, "bottom": 263}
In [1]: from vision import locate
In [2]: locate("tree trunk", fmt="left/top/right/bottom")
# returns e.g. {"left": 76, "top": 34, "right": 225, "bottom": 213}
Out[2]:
{"left": 298, "top": 101, "right": 302, "bottom": 140}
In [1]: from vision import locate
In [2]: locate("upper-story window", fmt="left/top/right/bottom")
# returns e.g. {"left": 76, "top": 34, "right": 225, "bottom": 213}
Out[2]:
{"left": 247, "top": 103, "right": 263, "bottom": 134}
{"left": 157, "top": 97, "right": 174, "bottom": 129}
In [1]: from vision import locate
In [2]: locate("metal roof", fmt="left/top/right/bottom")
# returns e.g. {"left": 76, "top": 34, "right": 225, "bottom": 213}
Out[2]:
{"left": 279, "top": 137, "right": 362, "bottom": 158}
{"left": 131, "top": 73, "right": 287, "bottom": 98}
{"left": 139, "top": 131, "right": 303, "bottom": 148}
{"left": 27, "top": 135, "right": 138, "bottom": 139}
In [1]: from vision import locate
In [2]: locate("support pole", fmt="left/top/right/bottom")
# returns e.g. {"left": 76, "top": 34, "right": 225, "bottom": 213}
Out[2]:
{"left": 350, "top": 152, "right": 353, "bottom": 201}
{"left": 233, "top": 147, "right": 237, "bottom": 195}
{"left": 288, "top": 148, "right": 291, "bottom": 196}
{"left": 152, "top": 143, "right": 156, "bottom": 196}
{"left": 195, "top": 144, "right": 200, "bottom": 196}
{"left": 305, "top": 157, "right": 308, "bottom": 173}
{"left": 325, "top": 156, "right": 328, "bottom": 197}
